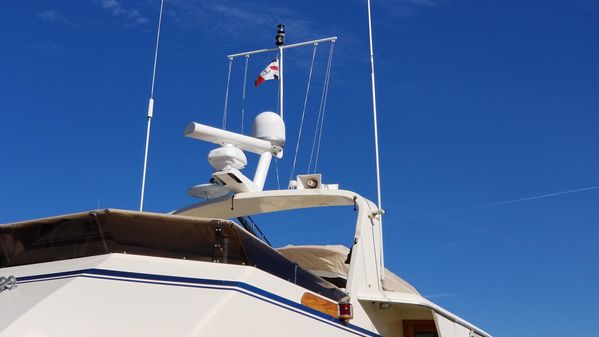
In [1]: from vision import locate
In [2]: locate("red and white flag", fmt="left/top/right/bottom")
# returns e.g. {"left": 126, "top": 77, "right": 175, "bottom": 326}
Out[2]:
{"left": 255, "top": 59, "right": 279, "bottom": 87}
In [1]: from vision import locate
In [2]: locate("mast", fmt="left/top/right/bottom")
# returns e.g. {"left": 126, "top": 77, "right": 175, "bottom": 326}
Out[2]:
{"left": 227, "top": 28, "right": 336, "bottom": 121}
{"left": 276, "top": 25, "right": 285, "bottom": 120}
{"left": 222, "top": 29, "right": 336, "bottom": 192}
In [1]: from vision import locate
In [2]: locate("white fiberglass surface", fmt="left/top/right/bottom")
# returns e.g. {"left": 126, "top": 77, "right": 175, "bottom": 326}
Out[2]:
{"left": 174, "top": 190, "right": 358, "bottom": 219}
{"left": 0, "top": 257, "right": 359, "bottom": 337}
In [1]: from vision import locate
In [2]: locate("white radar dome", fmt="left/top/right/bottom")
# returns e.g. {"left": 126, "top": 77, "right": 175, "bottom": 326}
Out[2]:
{"left": 207, "top": 144, "right": 247, "bottom": 171}
{"left": 252, "top": 111, "right": 285, "bottom": 149}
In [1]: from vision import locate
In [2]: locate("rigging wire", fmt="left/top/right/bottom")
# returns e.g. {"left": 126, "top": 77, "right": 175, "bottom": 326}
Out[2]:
{"left": 241, "top": 55, "right": 249, "bottom": 134}
{"left": 276, "top": 54, "right": 280, "bottom": 114}
{"left": 289, "top": 43, "right": 318, "bottom": 183}
{"left": 313, "top": 41, "right": 335, "bottom": 173}
{"left": 222, "top": 57, "right": 233, "bottom": 129}
{"left": 275, "top": 158, "right": 281, "bottom": 190}
{"left": 308, "top": 42, "right": 335, "bottom": 173}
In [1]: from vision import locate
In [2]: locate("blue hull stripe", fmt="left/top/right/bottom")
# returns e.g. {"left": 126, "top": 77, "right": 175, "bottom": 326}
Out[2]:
{"left": 16, "top": 269, "right": 380, "bottom": 337}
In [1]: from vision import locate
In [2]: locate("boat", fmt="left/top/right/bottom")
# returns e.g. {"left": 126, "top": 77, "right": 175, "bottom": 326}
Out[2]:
{"left": 0, "top": 18, "right": 493, "bottom": 337}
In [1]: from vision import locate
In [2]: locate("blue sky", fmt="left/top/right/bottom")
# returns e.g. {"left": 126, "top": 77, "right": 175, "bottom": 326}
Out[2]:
{"left": 1, "top": 1, "right": 599, "bottom": 336}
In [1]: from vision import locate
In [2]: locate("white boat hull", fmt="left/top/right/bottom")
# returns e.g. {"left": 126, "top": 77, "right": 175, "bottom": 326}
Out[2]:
{"left": 0, "top": 254, "right": 378, "bottom": 337}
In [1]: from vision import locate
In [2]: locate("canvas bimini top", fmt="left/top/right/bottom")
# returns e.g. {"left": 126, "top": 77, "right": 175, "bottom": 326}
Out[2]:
{"left": 0, "top": 209, "right": 346, "bottom": 302}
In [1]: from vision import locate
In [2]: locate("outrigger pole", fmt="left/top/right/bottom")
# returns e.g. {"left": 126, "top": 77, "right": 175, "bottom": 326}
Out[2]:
{"left": 366, "top": 0, "right": 385, "bottom": 281}
{"left": 139, "top": 0, "right": 165, "bottom": 212}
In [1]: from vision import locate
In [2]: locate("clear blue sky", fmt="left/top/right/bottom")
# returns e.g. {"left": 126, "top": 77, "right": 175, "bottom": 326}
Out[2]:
{"left": 1, "top": 1, "right": 598, "bottom": 336}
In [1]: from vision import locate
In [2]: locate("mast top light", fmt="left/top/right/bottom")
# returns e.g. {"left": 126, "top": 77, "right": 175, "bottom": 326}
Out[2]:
{"left": 276, "top": 24, "right": 285, "bottom": 46}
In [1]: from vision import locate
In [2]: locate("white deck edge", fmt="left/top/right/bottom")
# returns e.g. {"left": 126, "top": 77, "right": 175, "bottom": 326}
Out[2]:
{"left": 357, "top": 292, "right": 492, "bottom": 337}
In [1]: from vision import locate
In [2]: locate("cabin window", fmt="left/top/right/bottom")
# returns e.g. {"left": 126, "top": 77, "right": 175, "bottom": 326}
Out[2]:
{"left": 403, "top": 320, "right": 438, "bottom": 337}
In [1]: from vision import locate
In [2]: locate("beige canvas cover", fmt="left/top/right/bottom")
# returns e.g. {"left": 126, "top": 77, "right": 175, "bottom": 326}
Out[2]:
{"left": 277, "top": 245, "right": 419, "bottom": 295}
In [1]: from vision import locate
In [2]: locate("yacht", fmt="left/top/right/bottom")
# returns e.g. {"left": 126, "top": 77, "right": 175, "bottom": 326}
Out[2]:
{"left": 0, "top": 22, "right": 492, "bottom": 337}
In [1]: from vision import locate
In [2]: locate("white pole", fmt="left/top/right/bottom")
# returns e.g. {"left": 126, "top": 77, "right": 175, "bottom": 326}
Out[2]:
{"left": 140, "top": 0, "right": 164, "bottom": 212}
{"left": 227, "top": 37, "right": 337, "bottom": 59}
{"left": 253, "top": 152, "right": 273, "bottom": 191}
{"left": 367, "top": 0, "right": 385, "bottom": 283}
{"left": 279, "top": 46, "right": 284, "bottom": 120}
{"left": 140, "top": 99, "right": 153, "bottom": 211}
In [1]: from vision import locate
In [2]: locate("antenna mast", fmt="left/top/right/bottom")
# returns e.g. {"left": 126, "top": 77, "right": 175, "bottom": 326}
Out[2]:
{"left": 139, "top": 0, "right": 165, "bottom": 212}
{"left": 275, "top": 24, "right": 285, "bottom": 120}
{"left": 367, "top": 0, "right": 385, "bottom": 280}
